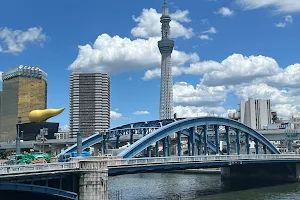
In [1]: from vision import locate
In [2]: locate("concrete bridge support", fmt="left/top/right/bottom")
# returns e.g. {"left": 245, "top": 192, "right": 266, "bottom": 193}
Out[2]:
{"left": 79, "top": 160, "right": 108, "bottom": 200}
{"left": 221, "top": 163, "right": 300, "bottom": 183}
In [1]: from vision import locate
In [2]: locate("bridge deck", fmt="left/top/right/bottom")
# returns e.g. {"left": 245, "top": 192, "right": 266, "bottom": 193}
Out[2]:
{"left": 1, "top": 155, "right": 300, "bottom": 177}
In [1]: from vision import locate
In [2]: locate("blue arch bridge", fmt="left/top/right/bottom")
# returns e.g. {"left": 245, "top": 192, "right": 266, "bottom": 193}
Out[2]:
{"left": 2, "top": 117, "right": 300, "bottom": 200}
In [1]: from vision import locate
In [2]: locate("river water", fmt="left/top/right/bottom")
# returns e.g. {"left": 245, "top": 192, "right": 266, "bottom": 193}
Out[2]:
{"left": 108, "top": 172, "right": 300, "bottom": 200}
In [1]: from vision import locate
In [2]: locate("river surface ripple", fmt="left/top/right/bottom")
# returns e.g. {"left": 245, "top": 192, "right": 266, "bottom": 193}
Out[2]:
{"left": 108, "top": 173, "right": 300, "bottom": 200}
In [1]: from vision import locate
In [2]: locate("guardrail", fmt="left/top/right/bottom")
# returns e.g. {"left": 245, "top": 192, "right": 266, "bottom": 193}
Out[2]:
{"left": 106, "top": 154, "right": 300, "bottom": 167}
{"left": 2, "top": 154, "right": 300, "bottom": 176}
{"left": 0, "top": 162, "right": 79, "bottom": 175}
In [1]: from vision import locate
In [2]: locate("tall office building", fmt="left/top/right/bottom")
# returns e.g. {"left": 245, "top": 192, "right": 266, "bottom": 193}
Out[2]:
{"left": 158, "top": 0, "right": 174, "bottom": 119}
{"left": 0, "top": 65, "right": 47, "bottom": 141}
{"left": 69, "top": 72, "right": 110, "bottom": 138}
{"left": 240, "top": 98, "right": 272, "bottom": 130}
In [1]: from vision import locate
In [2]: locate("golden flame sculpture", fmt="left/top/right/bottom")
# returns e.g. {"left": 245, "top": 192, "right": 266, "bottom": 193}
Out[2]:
{"left": 28, "top": 108, "right": 65, "bottom": 122}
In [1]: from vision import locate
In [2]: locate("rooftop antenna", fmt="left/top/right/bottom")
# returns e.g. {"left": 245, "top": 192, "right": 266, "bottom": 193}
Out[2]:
{"left": 162, "top": 0, "right": 169, "bottom": 16}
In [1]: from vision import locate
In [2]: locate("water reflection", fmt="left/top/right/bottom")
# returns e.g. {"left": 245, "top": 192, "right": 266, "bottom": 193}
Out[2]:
{"left": 108, "top": 173, "right": 300, "bottom": 200}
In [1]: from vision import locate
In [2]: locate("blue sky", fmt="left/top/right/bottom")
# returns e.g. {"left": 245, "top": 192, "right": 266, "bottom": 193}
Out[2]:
{"left": 0, "top": 0, "right": 300, "bottom": 129}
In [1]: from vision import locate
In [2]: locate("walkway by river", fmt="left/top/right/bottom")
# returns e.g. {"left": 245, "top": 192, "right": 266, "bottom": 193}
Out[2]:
{"left": 108, "top": 173, "right": 300, "bottom": 200}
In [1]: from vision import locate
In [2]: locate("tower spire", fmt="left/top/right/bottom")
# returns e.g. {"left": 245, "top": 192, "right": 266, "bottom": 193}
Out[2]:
{"left": 162, "top": 0, "right": 169, "bottom": 16}
{"left": 158, "top": 0, "right": 174, "bottom": 120}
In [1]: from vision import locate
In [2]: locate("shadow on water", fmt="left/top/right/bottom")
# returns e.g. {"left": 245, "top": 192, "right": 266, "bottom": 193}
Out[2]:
{"left": 197, "top": 182, "right": 300, "bottom": 200}
{"left": 0, "top": 191, "right": 68, "bottom": 200}
{"left": 108, "top": 173, "right": 299, "bottom": 200}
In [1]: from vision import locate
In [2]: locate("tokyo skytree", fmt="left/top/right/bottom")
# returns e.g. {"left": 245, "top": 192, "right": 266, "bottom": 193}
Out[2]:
{"left": 158, "top": 0, "right": 175, "bottom": 120}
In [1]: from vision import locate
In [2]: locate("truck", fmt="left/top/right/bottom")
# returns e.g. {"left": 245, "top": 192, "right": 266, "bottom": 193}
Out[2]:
{"left": 9, "top": 153, "right": 51, "bottom": 165}
{"left": 58, "top": 151, "right": 92, "bottom": 162}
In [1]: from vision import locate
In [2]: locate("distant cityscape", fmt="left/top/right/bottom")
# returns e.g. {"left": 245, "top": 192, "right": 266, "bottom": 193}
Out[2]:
{"left": 1, "top": 64, "right": 300, "bottom": 155}
{"left": 0, "top": 66, "right": 110, "bottom": 143}
{"left": 0, "top": 0, "right": 299, "bottom": 157}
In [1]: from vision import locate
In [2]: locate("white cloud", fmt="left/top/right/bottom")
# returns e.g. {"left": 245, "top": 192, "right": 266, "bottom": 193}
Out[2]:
{"left": 202, "top": 27, "right": 217, "bottom": 34}
{"left": 234, "top": 83, "right": 300, "bottom": 118}
{"left": 273, "top": 104, "right": 300, "bottom": 119}
{"left": 285, "top": 15, "right": 293, "bottom": 23}
{"left": 69, "top": 34, "right": 199, "bottom": 74}
{"left": 173, "top": 82, "right": 227, "bottom": 106}
{"left": 266, "top": 64, "right": 300, "bottom": 88}
{"left": 0, "top": 72, "right": 2, "bottom": 81}
{"left": 132, "top": 111, "right": 150, "bottom": 115}
{"left": 170, "top": 10, "right": 191, "bottom": 23}
{"left": 182, "top": 61, "right": 223, "bottom": 75}
{"left": 199, "top": 35, "right": 213, "bottom": 40}
{"left": 110, "top": 111, "right": 124, "bottom": 120}
{"left": 234, "top": 83, "right": 291, "bottom": 105}
{"left": 0, "top": 27, "right": 46, "bottom": 54}
{"left": 275, "top": 15, "right": 293, "bottom": 28}
{"left": 131, "top": 8, "right": 194, "bottom": 39}
{"left": 216, "top": 7, "right": 234, "bottom": 17}
{"left": 60, "top": 125, "right": 70, "bottom": 132}
{"left": 201, "top": 54, "right": 281, "bottom": 86}
{"left": 143, "top": 66, "right": 185, "bottom": 80}
{"left": 237, "top": 0, "right": 300, "bottom": 13}
{"left": 174, "top": 106, "right": 231, "bottom": 118}
{"left": 143, "top": 54, "right": 281, "bottom": 83}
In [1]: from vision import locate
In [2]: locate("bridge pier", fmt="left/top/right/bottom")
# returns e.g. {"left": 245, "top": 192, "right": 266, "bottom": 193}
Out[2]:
{"left": 221, "top": 163, "right": 300, "bottom": 183}
{"left": 79, "top": 160, "right": 108, "bottom": 200}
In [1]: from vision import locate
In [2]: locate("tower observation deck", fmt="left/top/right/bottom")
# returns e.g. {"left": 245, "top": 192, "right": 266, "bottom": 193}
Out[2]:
{"left": 158, "top": 0, "right": 174, "bottom": 120}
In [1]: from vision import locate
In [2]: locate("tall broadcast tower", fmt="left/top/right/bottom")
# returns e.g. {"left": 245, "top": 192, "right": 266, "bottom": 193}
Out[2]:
{"left": 158, "top": 0, "right": 175, "bottom": 120}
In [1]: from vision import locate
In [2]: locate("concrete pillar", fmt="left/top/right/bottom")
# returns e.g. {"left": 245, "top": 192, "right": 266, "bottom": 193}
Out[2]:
{"left": 79, "top": 160, "right": 108, "bottom": 200}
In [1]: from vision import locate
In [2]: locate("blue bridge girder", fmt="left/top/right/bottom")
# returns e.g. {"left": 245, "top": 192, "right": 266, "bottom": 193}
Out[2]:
{"left": 0, "top": 183, "right": 78, "bottom": 199}
{"left": 59, "top": 117, "right": 279, "bottom": 158}
{"left": 119, "top": 117, "right": 280, "bottom": 158}
{"left": 58, "top": 119, "right": 184, "bottom": 156}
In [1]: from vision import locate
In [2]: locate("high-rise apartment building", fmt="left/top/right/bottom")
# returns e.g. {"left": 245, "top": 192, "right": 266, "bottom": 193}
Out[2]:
{"left": 0, "top": 66, "right": 47, "bottom": 141}
{"left": 240, "top": 98, "right": 271, "bottom": 130}
{"left": 69, "top": 72, "right": 110, "bottom": 138}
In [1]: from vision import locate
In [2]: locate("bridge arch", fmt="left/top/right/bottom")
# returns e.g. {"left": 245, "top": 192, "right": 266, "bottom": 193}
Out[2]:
{"left": 0, "top": 183, "right": 78, "bottom": 199}
{"left": 58, "top": 119, "right": 180, "bottom": 156}
{"left": 119, "top": 117, "right": 280, "bottom": 158}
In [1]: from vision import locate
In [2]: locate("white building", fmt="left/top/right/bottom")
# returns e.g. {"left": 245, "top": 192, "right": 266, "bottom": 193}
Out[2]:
{"left": 240, "top": 98, "right": 271, "bottom": 130}
{"left": 69, "top": 72, "right": 110, "bottom": 138}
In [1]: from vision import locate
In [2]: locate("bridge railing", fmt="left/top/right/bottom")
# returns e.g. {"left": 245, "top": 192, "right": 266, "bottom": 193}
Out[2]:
{"left": 106, "top": 154, "right": 300, "bottom": 166}
{"left": 0, "top": 162, "right": 79, "bottom": 175}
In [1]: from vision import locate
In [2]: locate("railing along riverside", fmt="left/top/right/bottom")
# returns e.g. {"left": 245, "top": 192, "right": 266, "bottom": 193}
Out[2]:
{"left": 2, "top": 154, "right": 300, "bottom": 175}
{"left": 106, "top": 154, "right": 300, "bottom": 167}
{"left": 0, "top": 162, "right": 79, "bottom": 175}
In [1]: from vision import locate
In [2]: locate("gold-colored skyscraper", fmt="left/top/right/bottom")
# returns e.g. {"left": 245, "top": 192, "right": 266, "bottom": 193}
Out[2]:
{"left": 0, "top": 65, "right": 47, "bottom": 141}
